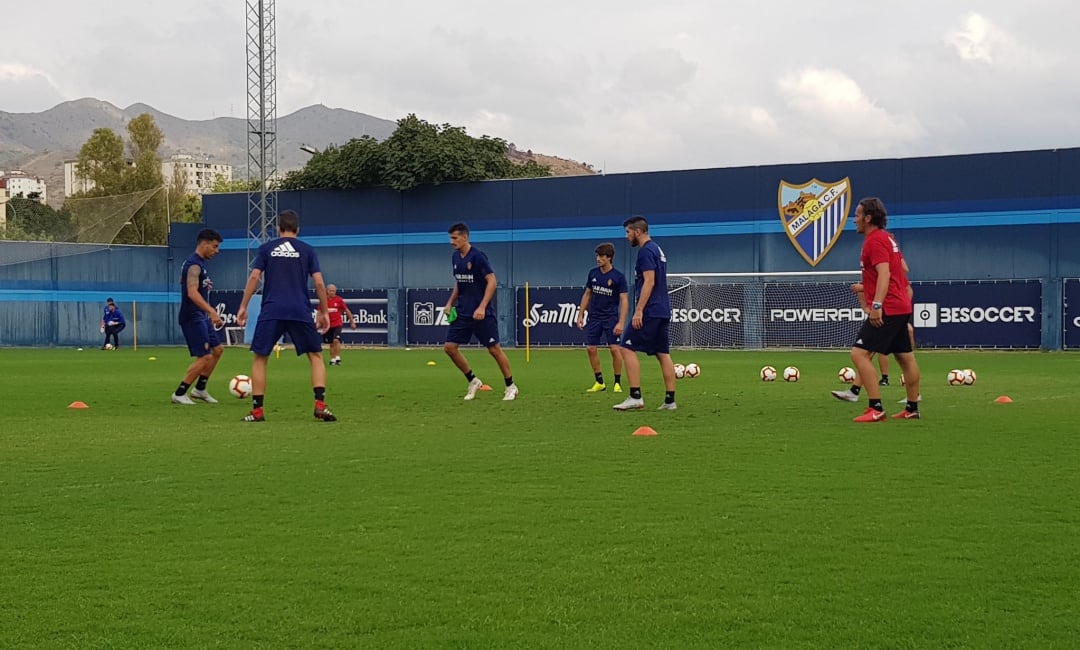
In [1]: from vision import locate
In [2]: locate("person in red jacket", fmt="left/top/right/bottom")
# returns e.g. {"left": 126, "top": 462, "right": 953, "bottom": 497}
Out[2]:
{"left": 324, "top": 284, "right": 357, "bottom": 366}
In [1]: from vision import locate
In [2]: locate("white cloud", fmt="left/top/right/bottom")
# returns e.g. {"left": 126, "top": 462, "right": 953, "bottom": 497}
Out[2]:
{"left": 778, "top": 67, "right": 925, "bottom": 145}
{"left": 948, "top": 14, "right": 999, "bottom": 63}
{"left": 0, "top": 63, "right": 64, "bottom": 113}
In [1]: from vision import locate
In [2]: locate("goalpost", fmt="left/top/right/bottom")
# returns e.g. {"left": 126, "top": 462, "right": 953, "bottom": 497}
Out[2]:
{"left": 667, "top": 271, "right": 863, "bottom": 349}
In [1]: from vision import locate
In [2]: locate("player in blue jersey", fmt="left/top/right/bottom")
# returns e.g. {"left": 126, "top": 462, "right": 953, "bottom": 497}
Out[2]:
{"left": 237, "top": 210, "right": 336, "bottom": 422}
{"left": 613, "top": 216, "right": 678, "bottom": 411}
{"left": 442, "top": 222, "right": 519, "bottom": 401}
{"left": 171, "top": 229, "right": 225, "bottom": 405}
{"left": 576, "top": 242, "right": 629, "bottom": 393}
{"left": 100, "top": 298, "right": 126, "bottom": 350}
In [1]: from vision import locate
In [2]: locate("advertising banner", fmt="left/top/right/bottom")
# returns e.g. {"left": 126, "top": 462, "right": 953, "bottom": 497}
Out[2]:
{"left": 669, "top": 283, "right": 746, "bottom": 348}
{"left": 515, "top": 287, "right": 590, "bottom": 346}
{"left": 1063, "top": 279, "right": 1080, "bottom": 349}
{"left": 209, "top": 288, "right": 389, "bottom": 345}
{"left": 910, "top": 280, "right": 1041, "bottom": 348}
{"left": 763, "top": 282, "right": 862, "bottom": 348}
{"left": 405, "top": 288, "right": 454, "bottom": 345}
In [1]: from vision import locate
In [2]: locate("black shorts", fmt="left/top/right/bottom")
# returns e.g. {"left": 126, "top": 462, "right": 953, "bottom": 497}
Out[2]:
{"left": 855, "top": 313, "right": 914, "bottom": 355}
{"left": 322, "top": 325, "right": 343, "bottom": 344}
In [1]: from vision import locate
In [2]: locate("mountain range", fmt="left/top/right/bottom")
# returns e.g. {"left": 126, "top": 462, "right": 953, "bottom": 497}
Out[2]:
{"left": 0, "top": 99, "right": 592, "bottom": 206}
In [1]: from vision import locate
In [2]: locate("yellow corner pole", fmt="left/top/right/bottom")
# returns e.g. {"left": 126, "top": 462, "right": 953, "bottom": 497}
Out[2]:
{"left": 525, "top": 282, "right": 530, "bottom": 363}
{"left": 132, "top": 301, "right": 138, "bottom": 351}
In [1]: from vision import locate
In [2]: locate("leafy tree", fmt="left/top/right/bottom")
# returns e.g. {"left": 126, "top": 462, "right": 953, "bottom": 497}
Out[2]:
{"left": 2, "top": 197, "right": 76, "bottom": 241}
{"left": 76, "top": 128, "right": 126, "bottom": 195}
{"left": 280, "top": 114, "right": 550, "bottom": 191}
{"left": 174, "top": 194, "right": 203, "bottom": 223}
{"left": 210, "top": 176, "right": 263, "bottom": 193}
{"left": 71, "top": 114, "right": 171, "bottom": 245}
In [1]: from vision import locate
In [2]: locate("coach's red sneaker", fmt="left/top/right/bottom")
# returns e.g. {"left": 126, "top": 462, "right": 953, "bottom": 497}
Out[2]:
{"left": 891, "top": 409, "right": 921, "bottom": 420}
{"left": 314, "top": 402, "right": 337, "bottom": 422}
{"left": 853, "top": 407, "right": 887, "bottom": 422}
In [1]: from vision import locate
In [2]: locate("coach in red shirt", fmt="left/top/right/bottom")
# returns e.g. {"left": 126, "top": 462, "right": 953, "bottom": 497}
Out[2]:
{"left": 850, "top": 197, "right": 922, "bottom": 422}
{"left": 325, "top": 284, "right": 357, "bottom": 366}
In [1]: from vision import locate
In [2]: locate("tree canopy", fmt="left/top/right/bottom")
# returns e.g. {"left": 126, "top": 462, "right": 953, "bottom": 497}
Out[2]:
{"left": 281, "top": 114, "right": 551, "bottom": 191}
{"left": 1, "top": 197, "right": 76, "bottom": 242}
{"left": 72, "top": 114, "right": 172, "bottom": 244}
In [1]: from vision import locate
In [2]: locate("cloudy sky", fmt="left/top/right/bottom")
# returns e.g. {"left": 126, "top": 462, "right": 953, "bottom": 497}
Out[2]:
{"left": 3, "top": 0, "right": 1078, "bottom": 173}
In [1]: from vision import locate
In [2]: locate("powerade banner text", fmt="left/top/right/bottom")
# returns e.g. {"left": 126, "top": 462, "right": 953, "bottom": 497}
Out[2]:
{"left": 911, "top": 280, "right": 1041, "bottom": 348}
{"left": 764, "top": 282, "right": 862, "bottom": 348}
{"left": 209, "top": 289, "right": 389, "bottom": 345}
{"left": 1063, "top": 279, "right": 1080, "bottom": 349}
{"left": 515, "top": 287, "right": 590, "bottom": 346}
{"left": 406, "top": 288, "right": 454, "bottom": 345}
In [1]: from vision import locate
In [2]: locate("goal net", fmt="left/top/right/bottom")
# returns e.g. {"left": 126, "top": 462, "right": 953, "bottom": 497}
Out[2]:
{"left": 668, "top": 271, "right": 863, "bottom": 349}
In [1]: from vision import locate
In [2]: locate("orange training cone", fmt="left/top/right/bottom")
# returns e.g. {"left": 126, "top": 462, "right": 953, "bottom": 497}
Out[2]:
{"left": 68, "top": 401, "right": 89, "bottom": 409}
{"left": 479, "top": 384, "right": 493, "bottom": 391}
{"left": 632, "top": 426, "right": 658, "bottom": 437}
{"left": 994, "top": 395, "right": 1013, "bottom": 404}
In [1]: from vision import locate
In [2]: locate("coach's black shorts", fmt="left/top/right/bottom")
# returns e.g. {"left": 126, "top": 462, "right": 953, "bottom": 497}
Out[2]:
{"left": 854, "top": 313, "right": 913, "bottom": 355}
{"left": 322, "top": 325, "right": 343, "bottom": 344}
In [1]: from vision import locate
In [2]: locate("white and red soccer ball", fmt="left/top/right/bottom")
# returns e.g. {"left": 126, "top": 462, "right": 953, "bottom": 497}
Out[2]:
{"left": 760, "top": 365, "right": 777, "bottom": 382}
{"left": 673, "top": 363, "right": 686, "bottom": 379}
{"left": 837, "top": 367, "right": 856, "bottom": 383}
{"left": 947, "top": 369, "right": 966, "bottom": 386}
{"left": 783, "top": 366, "right": 800, "bottom": 382}
{"left": 229, "top": 374, "right": 253, "bottom": 399}
{"left": 683, "top": 363, "right": 701, "bottom": 378}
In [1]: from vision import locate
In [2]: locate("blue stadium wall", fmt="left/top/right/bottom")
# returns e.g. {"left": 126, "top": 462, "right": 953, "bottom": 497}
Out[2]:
{"left": 2, "top": 147, "right": 1078, "bottom": 347}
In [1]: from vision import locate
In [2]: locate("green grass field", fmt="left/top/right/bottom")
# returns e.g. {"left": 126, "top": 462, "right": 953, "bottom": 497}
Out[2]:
{"left": 3, "top": 346, "right": 1079, "bottom": 648}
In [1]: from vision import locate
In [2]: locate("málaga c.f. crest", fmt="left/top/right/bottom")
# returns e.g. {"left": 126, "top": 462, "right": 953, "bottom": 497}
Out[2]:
{"left": 777, "top": 178, "right": 852, "bottom": 267}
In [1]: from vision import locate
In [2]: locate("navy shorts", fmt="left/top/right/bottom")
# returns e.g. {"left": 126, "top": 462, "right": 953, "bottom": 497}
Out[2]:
{"left": 855, "top": 313, "right": 914, "bottom": 355}
{"left": 446, "top": 315, "right": 500, "bottom": 347}
{"left": 180, "top": 318, "right": 221, "bottom": 357}
{"left": 322, "top": 325, "right": 343, "bottom": 344}
{"left": 584, "top": 314, "right": 621, "bottom": 346}
{"left": 250, "top": 319, "right": 323, "bottom": 356}
{"left": 620, "top": 317, "right": 670, "bottom": 356}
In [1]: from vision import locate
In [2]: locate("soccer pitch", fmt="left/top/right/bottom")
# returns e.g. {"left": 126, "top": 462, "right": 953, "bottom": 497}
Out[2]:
{"left": 3, "top": 347, "right": 1079, "bottom": 647}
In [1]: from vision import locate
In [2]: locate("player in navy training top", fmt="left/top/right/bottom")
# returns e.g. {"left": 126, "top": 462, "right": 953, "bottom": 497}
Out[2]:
{"left": 614, "top": 216, "right": 678, "bottom": 411}
{"left": 171, "top": 229, "right": 225, "bottom": 405}
{"left": 442, "top": 222, "right": 519, "bottom": 402}
{"left": 237, "top": 209, "right": 336, "bottom": 422}
{"left": 100, "top": 299, "right": 126, "bottom": 349}
{"left": 576, "top": 242, "right": 629, "bottom": 393}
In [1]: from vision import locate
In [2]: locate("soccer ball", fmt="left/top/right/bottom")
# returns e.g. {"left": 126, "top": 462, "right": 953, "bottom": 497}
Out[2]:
{"left": 783, "top": 366, "right": 800, "bottom": 382}
{"left": 962, "top": 368, "right": 977, "bottom": 385}
{"left": 947, "top": 369, "right": 966, "bottom": 386}
{"left": 837, "top": 367, "right": 856, "bottom": 383}
{"left": 673, "top": 363, "right": 686, "bottom": 379}
{"left": 103, "top": 343, "right": 114, "bottom": 350}
{"left": 684, "top": 363, "right": 701, "bottom": 378}
{"left": 229, "top": 374, "right": 253, "bottom": 399}
{"left": 760, "top": 365, "right": 777, "bottom": 382}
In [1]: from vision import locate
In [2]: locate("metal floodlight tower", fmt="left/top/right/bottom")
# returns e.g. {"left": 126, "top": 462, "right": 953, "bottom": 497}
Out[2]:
{"left": 246, "top": 0, "right": 278, "bottom": 268}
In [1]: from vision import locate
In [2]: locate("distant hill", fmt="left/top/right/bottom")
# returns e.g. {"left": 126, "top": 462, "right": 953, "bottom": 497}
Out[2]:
{"left": 0, "top": 99, "right": 594, "bottom": 207}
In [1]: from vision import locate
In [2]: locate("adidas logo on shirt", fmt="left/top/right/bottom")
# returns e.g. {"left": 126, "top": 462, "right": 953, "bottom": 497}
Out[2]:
{"left": 270, "top": 240, "right": 300, "bottom": 258}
